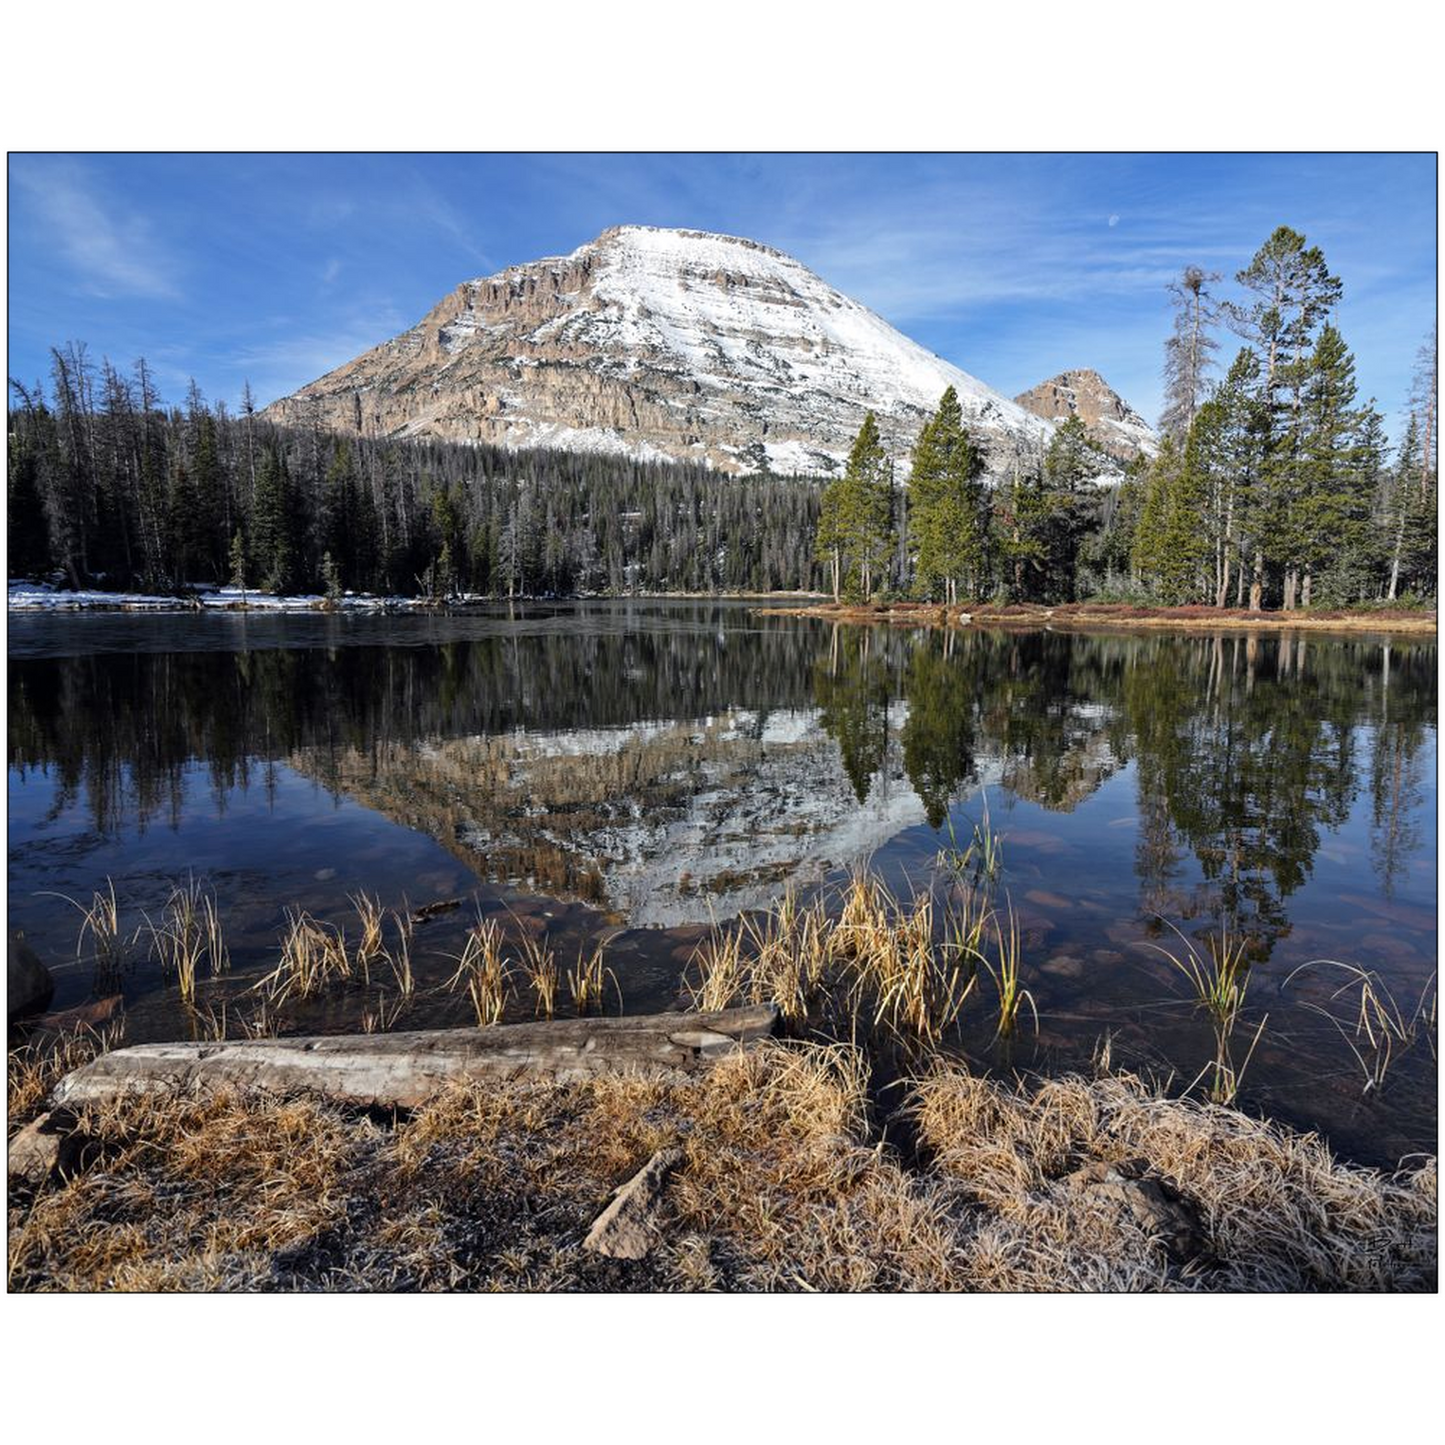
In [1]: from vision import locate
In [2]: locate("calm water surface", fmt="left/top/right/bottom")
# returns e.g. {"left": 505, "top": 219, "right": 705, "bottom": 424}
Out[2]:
{"left": 7, "top": 602, "right": 1437, "bottom": 1166}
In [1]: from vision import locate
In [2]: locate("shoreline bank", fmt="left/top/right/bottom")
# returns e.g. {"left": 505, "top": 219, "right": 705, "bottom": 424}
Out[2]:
{"left": 755, "top": 599, "right": 1439, "bottom": 635}
{"left": 8, "top": 1021, "right": 1435, "bottom": 1292}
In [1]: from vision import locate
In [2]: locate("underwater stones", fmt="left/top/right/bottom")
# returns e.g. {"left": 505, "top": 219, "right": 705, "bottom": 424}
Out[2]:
{"left": 1040, "top": 954, "right": 1085, "bottom": 979}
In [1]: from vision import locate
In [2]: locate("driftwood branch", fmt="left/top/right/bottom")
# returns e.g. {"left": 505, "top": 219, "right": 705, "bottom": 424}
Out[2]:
{"left": 50, "top": 1006, "right": 778, "bottom": 1111}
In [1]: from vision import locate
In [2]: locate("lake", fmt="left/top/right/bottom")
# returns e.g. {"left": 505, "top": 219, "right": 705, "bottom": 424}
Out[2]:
{"left": 7, "top": 602, "right": 1437, "bottom": 1167}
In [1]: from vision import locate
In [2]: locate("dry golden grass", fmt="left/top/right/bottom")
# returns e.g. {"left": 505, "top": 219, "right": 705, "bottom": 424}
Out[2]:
{"left": 8, "top": 1024, "right": 124, "bottom": 1134}
{"left": 9, "top": 1037, "right": 1434, "bottom": 1292}
{"left": 517, "top": 935, "right": 560, "bottom": 1018}
{"left": 144, "top": 876, "right": 230, "bottom": 1005}
{"left": 384, "top": 908, "right": 416, "bottom": 997}
{"left": 9, "top": 871, "right": 1436, "bottom": 1292}
{"left": 349, "top": 891, "right": 387, "bottom": 979}
{"left": 908, "top": 1066, "right": 1436, "bottom": 1291}
{"left": 567, "top": 940, "right": 616, "bottom": 1015}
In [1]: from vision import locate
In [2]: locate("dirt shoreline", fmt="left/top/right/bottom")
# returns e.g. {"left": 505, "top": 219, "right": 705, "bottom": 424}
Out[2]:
{"left": 754, "top": 600, "right": 1438, "bottom": 635}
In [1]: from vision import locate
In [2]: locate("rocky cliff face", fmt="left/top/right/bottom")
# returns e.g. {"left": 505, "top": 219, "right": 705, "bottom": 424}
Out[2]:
{"left": 1013, "top": 369, "right": 1157, "bottom": 464}
{"left": 264, "top": 225, "right": 1056, "bottom": 477}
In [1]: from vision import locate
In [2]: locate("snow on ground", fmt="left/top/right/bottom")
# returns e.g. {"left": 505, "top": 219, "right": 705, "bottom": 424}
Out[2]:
{"left": 7, "top": 581, "right": 433, "bottom": 613}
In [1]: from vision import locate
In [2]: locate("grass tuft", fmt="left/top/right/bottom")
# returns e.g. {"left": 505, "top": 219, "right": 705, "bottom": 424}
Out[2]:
{"left": 568, "top": 941, "right": 618, "bottom": 1016}
{"left": 1147, "top": 920, "right": 1265, "bottom": 1105}
{"left": 144, "top": 876, "right": 228, "bottom": 1006}
{"left": 517, "top": 935, "right": 560, "bottom": 1019}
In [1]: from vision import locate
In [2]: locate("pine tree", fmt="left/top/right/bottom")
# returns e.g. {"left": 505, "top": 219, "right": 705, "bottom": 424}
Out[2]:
{"left": 909, "top": 388, "right": 984, "bottom": 604}
{"left": 1160, "top": 265, "right": 1222, "bottom": 440}
{"left": 6, "top": 386, "right": 55, "bottom": 579}
{"left": 1226, "top": 225, "right": 1343, "bottom": 608}
{"left": 844, "top": 412, "right": 893, "bottom": 599}
{"left": 321, "top": 550, "right": 342, "bottom": 605}
{"left": 1157, "top": 408, "right": 1215, "bottom": 603}
{"left": 815, "top": 413, "right": 892, "bottom": 600}
{"left": 1208, "top": 349, "right": 1267, "bottom": 606}
{"left": 1131, "top": 436, "right": 1180, "bottom": 598}
{"left": 251, "top": 445, "right": 299, "bottom": 594}
{"left": 1385, "top": 413, "right": 1438, "bottom": 601}
{"left": 1077, "top": 454, "right": 1147, "bottom": 596}
{"left": 187, "top": 381, "right": 226, "bottom": 580}
{"left": 228, "top": 530, "right": 248, "bottom": 599}
{"left": 1293, "top": 325, "right": 1369, "bottom": 606}
{"left": 989, "top": 420, "right": 1103, "bottom": 603}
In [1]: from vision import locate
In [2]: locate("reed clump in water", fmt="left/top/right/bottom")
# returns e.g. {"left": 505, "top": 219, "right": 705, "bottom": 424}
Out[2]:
{"left": 350, "top": 892, "right": 387, "bottom": 981}
{"left": 1284, "top": 960, "right": 1437, "bottom": 1094}
{"left": 518, "top": 935, "right": 560, "bottom": 1019}
{"left": 446, "top": 918, "right": 510, "bottom": 1026}
{"left": 80, "top": 880, "right": 128, "bottom": 990}
{"left": 384, "top": 908, "right": 416, "bottom": 998}
{"left": 146, "top": 876, "right": 230, "bottom": 1006}
{"left": 43, "top": 878, "right": 131, "bottom": 993}
{"left": 1148, "top": 922, "right": 1266, "bottom": 1106}
{"left": 982, "top": 900, "right": 1037, "bottom": 1041}
{"left": 567, "top": 941, "right": 617, "bottom": 1016}
{"left": 255, "top": 910, "right": 353, "bottom": 1005}
{"left": 689, "top": 873, "right": 1008, "bottom": 1048}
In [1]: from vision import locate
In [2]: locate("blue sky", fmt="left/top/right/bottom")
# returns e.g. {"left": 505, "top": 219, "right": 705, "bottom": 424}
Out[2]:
{"left": 8, "top": 153, "right": 1437, "bottom": 439}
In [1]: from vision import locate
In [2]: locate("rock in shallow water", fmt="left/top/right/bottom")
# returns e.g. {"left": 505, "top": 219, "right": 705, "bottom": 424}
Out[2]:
{"left": 7, "top": 934, "right": 53, "bottom": 1021}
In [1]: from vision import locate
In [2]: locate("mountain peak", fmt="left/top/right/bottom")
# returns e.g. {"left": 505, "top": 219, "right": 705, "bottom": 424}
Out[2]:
{"left": 1014, "top": 369, "right": 1156, "bottom": 463}
{"left": 265, "top": 227, "right": 1056, "bottom": 475}
{"left": 597, "top": 223, "right": 793, "bottom": 259}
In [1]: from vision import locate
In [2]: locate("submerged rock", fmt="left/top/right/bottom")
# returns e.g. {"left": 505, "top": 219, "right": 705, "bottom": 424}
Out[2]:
{"left": 1041, "top": 954, "right": 1086, "bottom": 979}
{"left": 34, "top": 994, "right": 124, "bottom": 1034}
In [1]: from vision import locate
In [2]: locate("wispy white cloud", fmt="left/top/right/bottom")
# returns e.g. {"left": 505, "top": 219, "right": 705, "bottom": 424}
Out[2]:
{"left": 401, "top": 172, "right": 493, "bottom": 270}
{"left": 227, "top": 303, "right": 409, "bottom": 405}
{"left": 11, "top": 158, "right": 181, "bottom": 300}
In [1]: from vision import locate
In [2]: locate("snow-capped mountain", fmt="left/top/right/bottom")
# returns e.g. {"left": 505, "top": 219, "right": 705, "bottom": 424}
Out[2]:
{"left": 264, "top": 224, "right": 1057, "bottom": 477}
{"left": 1013, "top": 368, "right": 1157, "bottom": 464}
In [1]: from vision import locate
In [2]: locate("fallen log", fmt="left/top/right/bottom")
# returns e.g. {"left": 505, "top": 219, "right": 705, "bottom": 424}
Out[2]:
{"left": 49, "top": 1005, "right": 778, "bottom": 1111}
